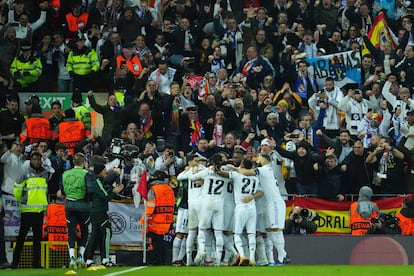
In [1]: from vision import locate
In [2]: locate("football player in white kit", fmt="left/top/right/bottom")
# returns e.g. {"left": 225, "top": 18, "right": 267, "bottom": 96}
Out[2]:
{"left": 190, "top": 153, "right": 232, "bottom": 266}
{"left": 175, "top": 154, "right": 204, "bottom": 266}
{"left": 256, "top": 154, "right": 288, "bottom": 265}
{"left": 216, "top": 158, "right": 263, "bottom": 266}
{"left": 236, "top": 154, "right": 288, "bottom": 265}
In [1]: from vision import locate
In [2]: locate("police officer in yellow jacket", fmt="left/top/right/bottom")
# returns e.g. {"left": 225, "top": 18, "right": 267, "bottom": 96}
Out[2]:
{"left": 9, "top": 40, "right": 42, "bottom": 92}
{"left": 11, "top": 151, "right": 49, "bottom": 269}
{"left": 66, "top": 31, "right": 99, "bottom": 92}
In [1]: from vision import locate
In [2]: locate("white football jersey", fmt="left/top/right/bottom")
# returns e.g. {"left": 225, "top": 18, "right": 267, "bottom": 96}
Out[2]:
{"left": 229, "top": 171, "right": 260, "bottom": 205}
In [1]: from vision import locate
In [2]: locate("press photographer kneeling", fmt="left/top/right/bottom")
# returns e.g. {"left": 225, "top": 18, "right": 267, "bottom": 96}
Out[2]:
{"left": 284, "top": 206, "right": 318, "bottom": 235}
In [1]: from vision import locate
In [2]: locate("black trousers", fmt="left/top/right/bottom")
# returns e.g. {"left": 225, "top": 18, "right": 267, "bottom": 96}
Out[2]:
{"left": 66, "top": 209, "right": 89, "bottom": 249}
{"left": 0, "top": 209, "right": 7, "bottom": 264}
{"left": 85, "top": 212, "right": 111, "bottom": 262}
{"left": 12, "top": 212, "right": 44, "bottom": 268}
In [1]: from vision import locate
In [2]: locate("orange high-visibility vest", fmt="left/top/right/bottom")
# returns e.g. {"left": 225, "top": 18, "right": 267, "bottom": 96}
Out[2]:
{"left": 65, "top": 12, "right": 89, "bottom": 33}
{"left": 350, "top": 201, "right": 378, "bottom": 235}
{"left": 116, "top": 55, "right": 144, "bottom": 77}
{"left": 20, "top": 117, "right": 51, "bottom": 144}
{"left": 396, "top": 212, "right": 414, "bottom": 235}
{"left": 146, "top": 184, "right": 175, "bottom": 235}
{"left": 58, "top": 120, "right": 86, "bottom": 155}
{"left": 42, "top": 203, "right": 68, "bottom": 250}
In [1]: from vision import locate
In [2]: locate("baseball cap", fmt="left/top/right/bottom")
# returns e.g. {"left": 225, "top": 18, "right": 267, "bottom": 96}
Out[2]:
{"left": 25, "top": 95, "right": 40, "bottom": 105}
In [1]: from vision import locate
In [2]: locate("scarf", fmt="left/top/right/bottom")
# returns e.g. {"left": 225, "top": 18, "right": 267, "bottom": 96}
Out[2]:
{"left": 141, "top": 113, "right": 153, "bottom": 139}
{"left": 171, "top": 96, "right": 180, "bottom": 131}
{"left": 213, "top": 123, "right": 224, "bottom": 146}
{"left": 190, "top": 119, "right": 204, "bottom": 149}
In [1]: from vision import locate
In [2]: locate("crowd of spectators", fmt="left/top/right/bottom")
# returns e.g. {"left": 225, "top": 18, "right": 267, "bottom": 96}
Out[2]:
{"left": 0, "top": 0, "right": 414, "bottom": 198}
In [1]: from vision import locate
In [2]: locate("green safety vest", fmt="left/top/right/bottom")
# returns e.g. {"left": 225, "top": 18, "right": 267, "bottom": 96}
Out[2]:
{"left": 9, "top": 56, "right": 42, "bottom": 87}
{"left": 66, "top": 49, "right": 99, "bottom": 75}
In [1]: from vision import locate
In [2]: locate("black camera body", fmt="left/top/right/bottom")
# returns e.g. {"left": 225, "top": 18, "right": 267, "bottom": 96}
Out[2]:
{"left": 109, "top": 138, "right": 139, "bottom": 161}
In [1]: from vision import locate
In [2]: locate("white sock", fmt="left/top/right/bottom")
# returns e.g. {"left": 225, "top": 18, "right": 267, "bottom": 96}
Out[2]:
{"left": 241, "top": 234, "right": 249, "bottom": 258}
{"left": 205, "top": 230, "right": 214, "bottom": 260}
{"left": 234, "top": 233, "right": 245, "bottom": 258}
{"left": 79, "top": 246, "right": 85, "bottom": 258}
{"left": 197, "top": 229, "right": 207, "bottom": 255}
{"left": 268, "top": 231, "right": 286, "bottom": 262}
{"left": 274, "top": 231, "right": 287, "bottom": 262}
{"left": 264, "top": 237, "right": 274, "bottom": 263}
{"left": 186, "top": 230, "right": 197, "bottom": 263}
{"left": 247, "top": 233, "right": 256, "bottom": 262}
{"left": 214, "top": 230, "right": 224, "bottom": 262}
{"left": 69, "top": 248, "right": 75, "bottom": 258}
{"left": 256, "top": 235, "right": 267, "bottom": 263}
{"left": 102, "top": 258, "right": 109, "bottom": 264}
{"left": 178, "top": 238, "right": 187, "bottom": 260}
{"left": 172, "top": 237, "right": 183, "bottom": 262}
{"left": 224, "top": 234, "right": 238, "bottom": 257}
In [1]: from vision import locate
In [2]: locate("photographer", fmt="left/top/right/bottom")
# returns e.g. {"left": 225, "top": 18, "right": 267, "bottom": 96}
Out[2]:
{"left": 284, "top": 206, "right": 318, "bottom": 235}
{"left": 154, "top": 144, "right": 185, "bottom": 179}
{"left": 367, "top": 213, "right": 401, "bottom": 235}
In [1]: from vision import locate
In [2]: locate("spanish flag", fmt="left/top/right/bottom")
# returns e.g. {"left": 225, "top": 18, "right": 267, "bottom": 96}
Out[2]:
{"left": 362, "top": 12, "right": 398, "bottom": 56}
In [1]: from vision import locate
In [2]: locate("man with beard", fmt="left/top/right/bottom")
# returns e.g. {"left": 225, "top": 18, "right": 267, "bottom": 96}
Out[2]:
{"left": 339, "top": 88, "right": 376, "bottom": 138}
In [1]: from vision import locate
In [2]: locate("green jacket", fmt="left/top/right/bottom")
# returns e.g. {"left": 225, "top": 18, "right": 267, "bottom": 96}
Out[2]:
{"left": 86, "top": 171, "right": 117, "bottom": 213}
{"left": 14, "top": 167, "right": 48, "bottom": 213}
{"left": 66, "top": 49, "right": 99, "bottom": 75}
{"left": 62, "top": 166, "right": 89, "bottom": 211}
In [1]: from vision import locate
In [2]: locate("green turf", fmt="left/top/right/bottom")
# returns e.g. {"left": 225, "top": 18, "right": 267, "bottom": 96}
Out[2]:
{"left": 1, "top": 265, "right": 414, "bottom": 276}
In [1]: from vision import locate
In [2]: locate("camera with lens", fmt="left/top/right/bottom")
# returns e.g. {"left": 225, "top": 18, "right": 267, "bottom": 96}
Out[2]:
{"left": 109, "top": 138, "right": 140, "bottom": 161}
{"left": 294, "top": 208, "right": 319, "bottom": 221}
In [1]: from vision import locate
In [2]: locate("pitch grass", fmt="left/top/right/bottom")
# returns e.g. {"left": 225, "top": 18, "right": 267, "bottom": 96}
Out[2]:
{"left": 1, "top": 265, "right": 414, "bottom": 276}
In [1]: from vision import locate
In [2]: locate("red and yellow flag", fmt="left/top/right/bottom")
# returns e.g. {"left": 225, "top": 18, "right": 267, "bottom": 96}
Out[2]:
{"left": 362, "top": 12, "right": 398, "bottom": 56}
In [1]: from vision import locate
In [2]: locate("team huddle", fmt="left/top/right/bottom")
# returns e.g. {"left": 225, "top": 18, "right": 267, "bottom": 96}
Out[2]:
{"left": 172, "top": 152, "right": 288, "bottom": 266}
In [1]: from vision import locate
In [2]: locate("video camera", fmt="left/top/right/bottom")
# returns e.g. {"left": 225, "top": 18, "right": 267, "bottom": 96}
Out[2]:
{"left": 109, "top": 138, "right": 139, "bottom": 161}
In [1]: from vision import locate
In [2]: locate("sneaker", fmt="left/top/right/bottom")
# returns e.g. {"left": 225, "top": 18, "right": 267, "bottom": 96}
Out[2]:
{"left": 230, "top": 254, "right": 239, "bottom": 266}
{"left": 239, "top": 257, "right": 250, "bottom": 266}
{"left": 86, "top": 261, "right": 95, "bottom": 268}
{"left": 69, "top": 257, "right": 77, "bottom": 269}
{"left": 194, "top": 252, "right": 206, "bottom": 266}
{"left": 249, "top": 259, "right": 255, "bottom": 266}
{"left": 256, "top": 259, "right": 269, "bottom": 266}
{"left": 77, "top": 256, "right": 85, "bottom": 268}
{"left": 102, "top": 261, "right": 118, "bottom": 268}
{"left": 172, "top": 260, "right": 184, "bottom": 266}
{"left": 283, "top": 255, "right": 291, "bottom": 264}
{"left": 269, "top": 260, "right": 284, "bottom": 266}
{"left": 204, "top": 258, "right": 214, "bottom": 266}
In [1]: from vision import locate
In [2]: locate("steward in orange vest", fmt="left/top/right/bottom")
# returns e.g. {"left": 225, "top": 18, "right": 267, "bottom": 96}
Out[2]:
{"left": 57, "top": 109, "right": 89, "bottom": 156}
{"left": 143, "top": 170, "right": 175, "bottom": 265}
{"left": 349, "top": 186, "right": 379, "bottom": 235}
{"left": 145, "top": 171, "right": 175, "bottom": 235}
{"left": 396, "top": 199, "right": 414, "bottom": 235}
{"left": 20, "top": 104, "right": 51, "bottom": 145}
{"left": 64, "top": 2, "right": 89, "bottom": 40}
{"left": 113, "top": 41, "right": 145, "bottom": 95}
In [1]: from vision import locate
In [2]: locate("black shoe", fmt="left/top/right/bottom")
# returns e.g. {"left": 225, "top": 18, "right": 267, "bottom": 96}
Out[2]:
{"left": 103, "top": 261, "right": 118, "bottom": 267}
{"left": 0, "top": 262, "right": 11, "bottom": 269}
{"left": 283, "top": 255, "right": 291, "bottom": 264}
